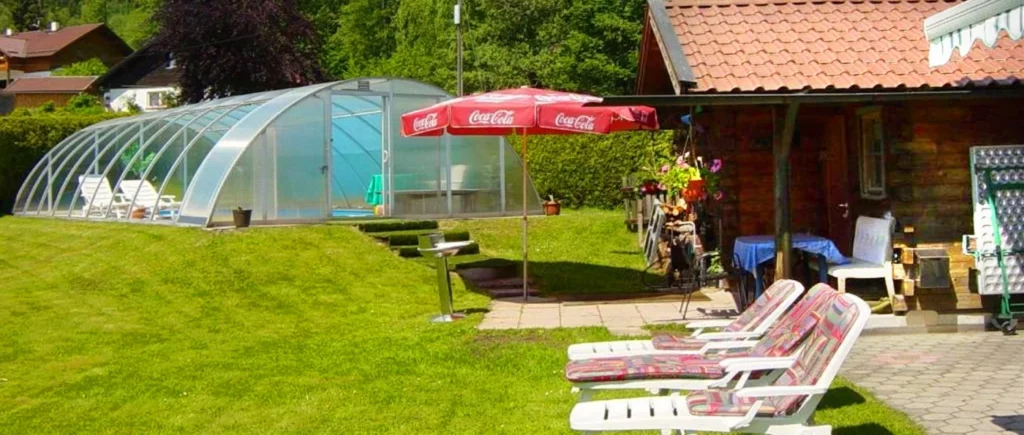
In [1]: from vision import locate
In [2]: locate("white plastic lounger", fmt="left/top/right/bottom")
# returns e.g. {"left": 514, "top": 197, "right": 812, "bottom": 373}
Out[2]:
{"left": 569, "top": 292, "right": 871, "bottom": 435}
{"left": 78, "top": 175, "right": 129, "bottom": 218}
{"left": 119, "top": 179, "right": 180, "bottom": 218}
{"left": 567, "top": 284, "right": 839, "bottom": 401}
{"left": 567, "top": 280, "right": 805, "bottom": 361}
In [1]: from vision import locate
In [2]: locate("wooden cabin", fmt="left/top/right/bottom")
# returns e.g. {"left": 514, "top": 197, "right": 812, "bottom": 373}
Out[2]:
{"left": 2, "top": 76, "right": 98, "bottom": 108}
{"left": 0, "top": 23, "right": 132, "bottom": 82}
{"left": 624, "top": 0, "right": 1024, "bottom": 313}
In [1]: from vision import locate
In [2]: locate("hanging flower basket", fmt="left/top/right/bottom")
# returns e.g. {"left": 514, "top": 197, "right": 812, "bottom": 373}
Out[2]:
{"left": 682, "top": 179, "right": 705, "bottom": 202}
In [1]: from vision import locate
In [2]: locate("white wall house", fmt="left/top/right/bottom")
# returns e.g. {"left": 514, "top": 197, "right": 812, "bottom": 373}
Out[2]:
{"left": 105, "top": 86, "right": 178, "bottom": 112}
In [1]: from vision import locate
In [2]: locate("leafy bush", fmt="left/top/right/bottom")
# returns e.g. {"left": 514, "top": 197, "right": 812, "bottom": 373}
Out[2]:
{"left": 0, "top": 114, "right": 123, "bottom": 214}
{"left": 511, "top": 131, "right": 673, "bottom": 209}
{"left": 52, "top": 58, "right": 109, "bottom": 76}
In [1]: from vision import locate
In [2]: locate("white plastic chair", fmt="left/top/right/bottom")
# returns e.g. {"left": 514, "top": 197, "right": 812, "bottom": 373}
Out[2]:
{"left": 569, "top": 292, "right": 871, "bottom": 435}
{"left": 119, "top": 179, "right": 180, "bottom": 219}
{"left": 827, "top": 216, "right": 896, "bottom": 302}
{"left": 78, "top": 175, "right": 128, "bottom": 218}
{"left": 566, "top": 280, "right": 805, "bottom": 361}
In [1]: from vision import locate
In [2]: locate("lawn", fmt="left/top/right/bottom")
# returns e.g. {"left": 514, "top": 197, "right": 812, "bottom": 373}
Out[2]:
{"left": 442, "top": 209, "right": 660, "bottom": 295}
{"left": 0, "top": 215, "right": 923, "bottom": 434}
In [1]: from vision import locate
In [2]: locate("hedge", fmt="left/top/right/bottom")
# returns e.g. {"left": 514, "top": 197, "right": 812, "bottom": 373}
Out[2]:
{"left": 0, "top": 114, "right": 121, "bottom": 214}
{"left": 512, "top": 131, "right": 673, "bottom": 209}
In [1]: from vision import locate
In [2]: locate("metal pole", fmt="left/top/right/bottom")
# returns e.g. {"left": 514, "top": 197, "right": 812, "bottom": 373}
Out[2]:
{"left": 522, "top": 131, "right": 528, "bottom": 300}
{"left": 455, "top": 0, "right": 463, "bottom": 96}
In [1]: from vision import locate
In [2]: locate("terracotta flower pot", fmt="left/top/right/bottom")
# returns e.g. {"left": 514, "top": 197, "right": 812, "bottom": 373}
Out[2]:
{"left": 130, "top": 207, "right": 146, "bottom": 219}
{"left": 543, "top": 201, "right": 561, "bottom": 216}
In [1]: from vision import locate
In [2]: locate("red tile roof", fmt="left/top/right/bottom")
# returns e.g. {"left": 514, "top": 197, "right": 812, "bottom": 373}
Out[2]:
{"left": 0, "top": 24, "right": 105, "bottom": 58}
{"left": 662, "top": 0, "right": 1024, "bottom": 92}
{"left": 4, "top": 76, "right": 98, "bottom": 93}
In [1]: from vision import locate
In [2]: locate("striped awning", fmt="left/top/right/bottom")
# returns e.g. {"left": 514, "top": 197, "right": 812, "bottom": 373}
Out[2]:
{"left": 925, "top": 0, "right": 1024, "bottom": 67}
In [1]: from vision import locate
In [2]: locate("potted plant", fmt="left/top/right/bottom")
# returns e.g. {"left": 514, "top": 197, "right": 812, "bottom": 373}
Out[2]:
{"left": 543, "top": 195, "right": 561, "bottom": 216}
{"left": 656, "top": 156, "right": 702, "bottom": 205}
{"left": 233, "top": 206, "right": 252, "bottom": 228}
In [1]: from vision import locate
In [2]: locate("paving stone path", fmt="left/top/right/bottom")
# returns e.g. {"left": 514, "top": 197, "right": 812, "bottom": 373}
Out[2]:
{"left": 842, "top": 332, "right": 1024, "bottom": 435}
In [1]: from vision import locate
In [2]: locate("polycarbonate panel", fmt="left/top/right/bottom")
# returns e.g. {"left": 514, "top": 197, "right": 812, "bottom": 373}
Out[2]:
{"left": 118, "top": 112, "right": 204, "bottom": 219}
{"left": 330, "top": 93, "right": 383, "bottom": 212}
{"left": 971, "top": 145, "right": 1024, "bottom": 296}
{"left": 447, "top": 135, "right": 504, "bottom": 215}
{"left": 81, "top": 119, "right": 169, "bottom": 218}
{"left": 178, "top": 82, "right": 336, "bottom": 226}
{"left": 389, "top": 95, "right": 446, "bottom": 216}
{"left": 52, "top": 124, "right": 134, "bottom": 217}
{"left": 15, "top": 129, "right": 88, "bottom": 213}
{"left": 269, "top": 94, "right": 328, "bottom": 220}
{"left": 503, "top": 136, "right": 543, "bottom": 214}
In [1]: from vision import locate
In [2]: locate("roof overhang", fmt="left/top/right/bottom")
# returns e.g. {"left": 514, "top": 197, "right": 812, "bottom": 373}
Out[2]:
{"left": 646, "top": 0, "right": 696, "bottom": 93}
{"left": 593, "top": 87, "right": 1024, "bottom": 107}
{"left": 924, "top": 0, "right": 1023, "bottom": 67}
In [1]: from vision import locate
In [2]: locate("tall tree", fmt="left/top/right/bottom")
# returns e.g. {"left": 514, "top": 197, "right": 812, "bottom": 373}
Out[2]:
{"left": 12, "top": 0, "right": 43, "bottom": 31}
{"left": 152, "top": 0, "right": 329, "bottom": 103}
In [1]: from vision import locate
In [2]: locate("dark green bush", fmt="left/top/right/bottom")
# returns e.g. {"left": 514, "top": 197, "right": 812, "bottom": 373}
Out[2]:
{"left": 0, "top": 114, "right": 122, "bottom": 214}
{"left": 511, "top": 131, "right": 673, "bottom": 209}
{"left": 357, "top": 220, "right": 439, "bottom": 233}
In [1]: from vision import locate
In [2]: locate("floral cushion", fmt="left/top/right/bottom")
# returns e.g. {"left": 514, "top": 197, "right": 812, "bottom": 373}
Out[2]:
{"left": 749, "top": 284, "right": 837, "bottom": 358}
{"left": 687, "top": 390, "right": 779, "bottom": 416}
{"left": 565, "top": 352, "right": 748, "bottom": 383}
{"left": 724, "top": 280, "right": 802, "bottom": 333}
{"left": 651, "top": 333, "right": 707, "bottom": 351}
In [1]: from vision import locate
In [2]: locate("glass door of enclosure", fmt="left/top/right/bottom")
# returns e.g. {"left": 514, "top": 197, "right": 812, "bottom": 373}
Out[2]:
{"left": 330, "top": 92, "right": 385, "bottom": 218}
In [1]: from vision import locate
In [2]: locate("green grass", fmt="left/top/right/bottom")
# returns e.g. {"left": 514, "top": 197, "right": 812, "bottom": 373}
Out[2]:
{"left": 0, "top": 216, "right": 923, "bottom": 434}
{"left": 442, "top": 209, "right": 660, "bottom": 295}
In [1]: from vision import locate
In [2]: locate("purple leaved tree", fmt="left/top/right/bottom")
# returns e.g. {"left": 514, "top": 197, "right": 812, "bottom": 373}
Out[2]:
{"left": 153, "top": 0, "right": 328, "bottom": 104}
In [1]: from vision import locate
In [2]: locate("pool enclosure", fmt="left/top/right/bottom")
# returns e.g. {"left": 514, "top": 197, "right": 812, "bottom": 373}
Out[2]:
{"left": 13, "top": 78, "right": 542, "bottom": 227}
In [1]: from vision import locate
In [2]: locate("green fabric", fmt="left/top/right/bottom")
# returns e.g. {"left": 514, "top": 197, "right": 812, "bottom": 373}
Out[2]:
{"left": 365, "top": 174, "right": 383, "bottom": 206}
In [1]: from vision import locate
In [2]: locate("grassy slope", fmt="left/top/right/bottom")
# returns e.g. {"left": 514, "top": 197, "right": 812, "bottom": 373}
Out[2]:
{"left": 443, "top": 209, "right": 656, "bottom": 295}
{"left": 0, "top": 217, "right": 922, "bottom": 434}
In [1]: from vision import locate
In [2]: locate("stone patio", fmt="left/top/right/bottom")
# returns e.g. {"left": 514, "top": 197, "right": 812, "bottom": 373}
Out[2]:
{"left": 842, "top": 332, "right": 1024, "bottom": 435}
{"left": 477, "top": 288, "right": 738, "bottom": 335}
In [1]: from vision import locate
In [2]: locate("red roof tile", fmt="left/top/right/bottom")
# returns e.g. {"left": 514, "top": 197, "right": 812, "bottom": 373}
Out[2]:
{"left": 662, "top": 0, "right": 1024, "bottom": 92}
{"left": 4, "top": 76, "right": 97, "bottom": 93}
{"left": 0, "top": 24, "right": 105, "bottom": 58}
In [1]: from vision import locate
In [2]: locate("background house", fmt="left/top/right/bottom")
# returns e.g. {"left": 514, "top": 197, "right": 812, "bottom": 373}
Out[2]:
{"left": 626, "top": 0, "right": 1024, "bottom": 313}
{"left": 98, "top": 42, "right": 179, "bottom": 112}
{"left": 0, "top": 22, "right": 132, "bottom": 83}
{"left": 1, "top": 76, "right": 97, "bottom": 108}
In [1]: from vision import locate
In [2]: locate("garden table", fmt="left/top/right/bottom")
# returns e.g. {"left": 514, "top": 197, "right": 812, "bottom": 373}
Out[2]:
{"left": 733, "top": 234, "right": 847, "bottom": 300}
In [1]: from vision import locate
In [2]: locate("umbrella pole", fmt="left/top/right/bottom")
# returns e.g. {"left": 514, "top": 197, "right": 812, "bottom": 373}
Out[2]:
{"left": 521, "top": 131, "right": 529, "bottom": 301}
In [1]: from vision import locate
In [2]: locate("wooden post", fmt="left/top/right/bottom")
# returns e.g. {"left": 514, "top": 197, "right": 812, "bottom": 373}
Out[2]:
{"left": 773, "top": 103, "right": 799, "bottom": 279}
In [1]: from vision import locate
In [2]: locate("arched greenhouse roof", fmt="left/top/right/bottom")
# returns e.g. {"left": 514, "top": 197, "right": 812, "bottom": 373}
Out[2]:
{"left": 15, "top": 78, "right": 542, "bottom": 227}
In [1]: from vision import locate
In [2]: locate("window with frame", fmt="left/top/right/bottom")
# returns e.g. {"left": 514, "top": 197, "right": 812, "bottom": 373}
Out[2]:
{"left": 858, "top": 108, "right": 886, "bottom": 199}
{"left": 148, "top": 91, "right": 167, "bottom": 108}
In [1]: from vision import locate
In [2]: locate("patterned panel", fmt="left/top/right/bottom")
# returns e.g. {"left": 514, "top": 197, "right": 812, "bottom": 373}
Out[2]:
{"left": 565, "top": 353, "right": 738, "bottom": 383}
{"left": 661, "top": 0, "right": 1024, "bottom": 92}
{"left": 650, "top": 334, "right": 707, "bottom": 351}
{"left": 724, "top": 279, "right": 801, "bottom": 332}
{"left": 749, "top": 285, "right": 837, "bottom": 358}
{"left": 971, "top": 145, "right": 1024, "bottom": 296}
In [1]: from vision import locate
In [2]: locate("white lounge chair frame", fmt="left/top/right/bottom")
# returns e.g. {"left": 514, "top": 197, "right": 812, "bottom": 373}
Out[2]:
{"left": 77, "top": 175, "right": 128, "bottom": 219}
{"left": 566, "top": 280, "right": 805, "bottom": 361}
{"left": 569, "top": 294, "right": 871, "bottom": 435}
{"left": 119, "top": 179, "right": 181, "bottom": 219}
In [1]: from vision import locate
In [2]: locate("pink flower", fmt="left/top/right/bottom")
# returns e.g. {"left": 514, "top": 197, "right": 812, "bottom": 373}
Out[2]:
{"left": 675, "top": 155, "right": 686, "bottom": 166}
{"left": 710, "top": 159, "right": 723, "bottom": 173}
{"left": 657, "top": 183, "right": 666, "bottom": 191}
{"left": 660, "top": 164, "right": 670, "bottom": 173}
{"left": 713, "top": 191, "right": 723, "bottom": 200}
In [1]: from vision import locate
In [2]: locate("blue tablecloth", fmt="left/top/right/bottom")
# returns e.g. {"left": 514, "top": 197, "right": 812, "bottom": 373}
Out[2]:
{"left": 734, "top": 234, "right": 848, "bottom": 273}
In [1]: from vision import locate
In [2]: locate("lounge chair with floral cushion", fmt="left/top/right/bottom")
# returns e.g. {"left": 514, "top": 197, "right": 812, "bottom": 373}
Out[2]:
{"left": 567, "top": 280, "right": 805, "bottom": 361}
{"left": 569, "top": 291, "right": 870, "bottom": 435}
{"left": 567, "top": 284, "right": 838, "bottom": 402}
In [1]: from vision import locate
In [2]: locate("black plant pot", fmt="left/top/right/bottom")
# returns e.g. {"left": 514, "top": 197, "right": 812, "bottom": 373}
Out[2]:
{"left": 232, "top": 209, "right": 252, "bottom": 228}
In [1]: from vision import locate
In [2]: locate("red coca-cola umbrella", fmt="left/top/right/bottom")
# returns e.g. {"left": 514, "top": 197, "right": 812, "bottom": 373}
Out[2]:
{"left": 401, "top": 87, "right": 659, "bottom": 299}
